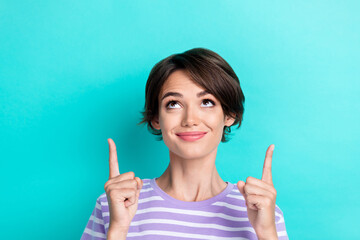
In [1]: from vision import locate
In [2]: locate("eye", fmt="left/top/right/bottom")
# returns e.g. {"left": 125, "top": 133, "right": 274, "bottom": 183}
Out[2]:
{"left": 166, "top": 100, "right": 181, "bottom": 109}
{"left": 201, "top": 99, "right": 215, "bottom": 107}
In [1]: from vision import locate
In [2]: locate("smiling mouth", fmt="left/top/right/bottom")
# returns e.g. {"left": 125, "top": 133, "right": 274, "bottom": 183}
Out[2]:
{"left": 175, "top": 132, "right": 207, "bottom": 142}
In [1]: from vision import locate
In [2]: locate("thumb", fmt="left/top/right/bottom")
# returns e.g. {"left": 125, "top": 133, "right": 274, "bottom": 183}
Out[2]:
{"left": 135, "top": 177, "right": 143, "bottom": 197}
{"left": 237, "top": 180, "right": 246, "bottom": 196}
{"left": 135, "top": 177, "right": 143, "bottom": 190}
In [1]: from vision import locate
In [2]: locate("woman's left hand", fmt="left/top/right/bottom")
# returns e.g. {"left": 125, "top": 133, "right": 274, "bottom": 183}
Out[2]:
{"left": 237, "top": 144, "right": 278, "bottom": 240}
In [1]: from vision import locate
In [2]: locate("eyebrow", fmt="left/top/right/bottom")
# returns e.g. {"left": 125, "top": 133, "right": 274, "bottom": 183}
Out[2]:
{"left": 160, "top": 90, "right": 210, "bottom": 101}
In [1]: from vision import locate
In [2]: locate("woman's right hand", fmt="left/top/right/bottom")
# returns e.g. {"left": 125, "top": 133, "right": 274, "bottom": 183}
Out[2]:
{"left": 104, "top": 138, "right": 143, "bottom": 237}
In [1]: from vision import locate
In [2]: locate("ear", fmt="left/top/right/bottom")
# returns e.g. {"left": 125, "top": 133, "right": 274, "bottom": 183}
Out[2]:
{"left": 151, "top": 116, "right": 161, "bottom": 130}
{"left": 224, "top": 114, "right": 236, "bottom": 127}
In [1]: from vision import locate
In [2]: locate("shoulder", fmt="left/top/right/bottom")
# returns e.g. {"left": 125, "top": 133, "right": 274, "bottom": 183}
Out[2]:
{"left": 96, "top": 192, "right": 108, "bottom": 205}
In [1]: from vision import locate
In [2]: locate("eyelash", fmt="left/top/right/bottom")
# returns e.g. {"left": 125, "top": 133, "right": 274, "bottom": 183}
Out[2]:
{"left": 165, "top": 99, "right": 216, "bottom": 109}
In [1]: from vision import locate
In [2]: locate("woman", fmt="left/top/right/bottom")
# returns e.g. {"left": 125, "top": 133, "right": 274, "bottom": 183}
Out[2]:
{"left": 81, "top": 48, "right": 288, "bottom": 240}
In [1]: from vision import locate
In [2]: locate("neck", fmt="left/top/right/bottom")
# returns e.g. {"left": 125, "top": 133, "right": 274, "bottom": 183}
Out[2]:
{"left": 155, "top": 148, "right": 227, "bottom": 202}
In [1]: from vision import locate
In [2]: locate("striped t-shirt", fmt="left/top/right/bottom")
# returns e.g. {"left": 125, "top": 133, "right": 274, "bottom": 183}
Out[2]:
{"left": 81, "top": 178, "right": 288, "bottom": 240}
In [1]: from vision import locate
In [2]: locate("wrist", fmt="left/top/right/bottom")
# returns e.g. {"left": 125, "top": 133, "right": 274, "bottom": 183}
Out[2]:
{"left": 258, "top": 236, "right": 278, "bottom": 240}
{"left": 107, "top": 226, "right": 129, "bottom": 240}
{"left": 256, "top": 227, "right": 278, "bottom": 240}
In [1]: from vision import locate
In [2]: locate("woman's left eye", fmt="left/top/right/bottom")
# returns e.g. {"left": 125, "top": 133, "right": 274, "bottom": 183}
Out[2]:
{"left": 201, "top": 99, "right": 215, "bottom": 107}
{"left": 166, "top": 99, "right": 215, "bottom": 109}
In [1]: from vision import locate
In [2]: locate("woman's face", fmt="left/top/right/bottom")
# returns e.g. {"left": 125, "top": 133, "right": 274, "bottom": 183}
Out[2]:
{"left": 151, "top": 70, "right": 235, "bottom": 160}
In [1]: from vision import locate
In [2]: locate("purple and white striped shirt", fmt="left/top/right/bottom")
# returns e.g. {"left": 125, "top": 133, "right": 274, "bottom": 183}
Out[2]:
{"left": 81, "top": 178, "right": 288, "bottom": 240}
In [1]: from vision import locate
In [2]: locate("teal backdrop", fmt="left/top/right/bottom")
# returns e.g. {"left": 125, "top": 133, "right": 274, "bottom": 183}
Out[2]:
{"left": 1, "top": 1, "right": 359, "bottom": 239}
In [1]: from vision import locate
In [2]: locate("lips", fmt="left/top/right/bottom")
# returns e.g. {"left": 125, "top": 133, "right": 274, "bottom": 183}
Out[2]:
{"left": 175, "top": 131, "right": 207, "bottom": 142}
{"left": 176, "top": 131, "right": 207, "bottom": 136}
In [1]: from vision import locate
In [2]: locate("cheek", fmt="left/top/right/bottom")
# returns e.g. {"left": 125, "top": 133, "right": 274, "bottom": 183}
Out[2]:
{"left": 205, "top": 114, "right": 226, "bottom": 140}
{"left": 206, "top": 113, "right": 226, "bottom": 130}
{"left": 159, "top": 113, "right": 178, "bottom": 134}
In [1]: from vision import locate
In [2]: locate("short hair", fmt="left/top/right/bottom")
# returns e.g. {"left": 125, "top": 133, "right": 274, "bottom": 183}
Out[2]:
{"left": 138, "top": 47, "right": 245, "bottom": 142}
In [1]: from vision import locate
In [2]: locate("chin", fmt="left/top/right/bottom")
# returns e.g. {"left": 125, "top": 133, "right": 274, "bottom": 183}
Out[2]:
{"left": 162, "top": 135, "right": 221, "bottom": 159}
{"left": 171, "top": 145, "right": 217, "bottom": 160}
{"left": 176, "top": 151, "right": 206, "bottom": 160}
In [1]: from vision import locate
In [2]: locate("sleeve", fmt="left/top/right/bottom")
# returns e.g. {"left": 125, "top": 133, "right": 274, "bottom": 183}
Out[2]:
{"left": 80, "top": 196, "right": 107, "bottom": 240}
{"left": 274, "top": 204, "right": 289, "bottom": 239}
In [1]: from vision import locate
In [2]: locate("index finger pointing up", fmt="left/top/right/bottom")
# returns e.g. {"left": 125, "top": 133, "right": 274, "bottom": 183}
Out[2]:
{"left": 261, "top": 144, "right": 275, "bottom": 185}
{"left": 108, "top": 138, "right": 120, "bottom": 179}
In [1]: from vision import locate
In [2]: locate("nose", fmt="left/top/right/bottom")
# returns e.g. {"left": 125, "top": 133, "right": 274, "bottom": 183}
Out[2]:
{"left": 181, "top": 105, "right": 200, "bottom": 127}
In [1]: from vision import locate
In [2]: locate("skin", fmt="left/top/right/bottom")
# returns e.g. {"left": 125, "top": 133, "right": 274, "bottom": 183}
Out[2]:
{"left": 105, "top": 69, "right": 278, "bottom": 240}
{"left": 237, "top": 144, "right": 278, "bottom": 240}
{"left": 151, "top": 70, "right": 235, "bottom": 202}
{"left": 105, "top": 138, "right": 143, "bottom": 240}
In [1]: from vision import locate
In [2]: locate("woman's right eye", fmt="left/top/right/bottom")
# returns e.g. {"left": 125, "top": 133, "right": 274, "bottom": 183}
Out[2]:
{"left": 166, "top": 100, "right": 181, "bottom": 109}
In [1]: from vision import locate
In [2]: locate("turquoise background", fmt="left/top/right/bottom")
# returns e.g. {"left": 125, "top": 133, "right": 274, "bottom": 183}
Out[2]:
{"left": 1, "top": 0, "right": 359, "bottom": 239}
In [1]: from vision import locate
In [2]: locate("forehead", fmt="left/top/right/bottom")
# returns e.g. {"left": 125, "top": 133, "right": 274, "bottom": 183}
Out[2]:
{"left": 159, "top": 70, "right": 204, "bottom": 97}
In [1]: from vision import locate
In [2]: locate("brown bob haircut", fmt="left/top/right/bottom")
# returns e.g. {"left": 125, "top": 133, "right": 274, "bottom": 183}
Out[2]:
{"left": 138, "top": 47, "right": 245, "bottom": 142}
